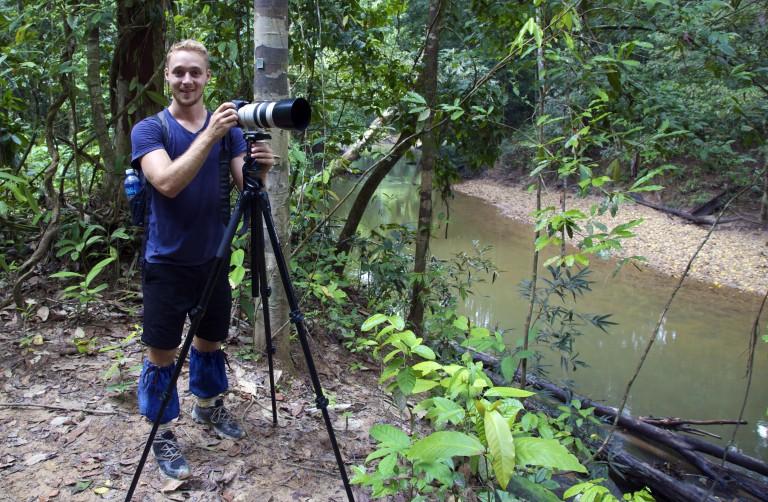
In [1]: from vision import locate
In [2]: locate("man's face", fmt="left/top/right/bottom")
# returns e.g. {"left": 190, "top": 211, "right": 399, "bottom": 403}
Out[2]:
{"left": 165, "top": 50, "right": 210, "bottom": 107}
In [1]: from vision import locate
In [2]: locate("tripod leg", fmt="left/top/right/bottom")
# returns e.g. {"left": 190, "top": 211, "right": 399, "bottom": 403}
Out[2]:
{"left": 125, "top": 193, "right": 248, "bottom": 502}
{"left": 255, "top": 190, "right": 355, "bottom": 502}
{"left": 251, "top": 200, "right": 278, "bottom": 426}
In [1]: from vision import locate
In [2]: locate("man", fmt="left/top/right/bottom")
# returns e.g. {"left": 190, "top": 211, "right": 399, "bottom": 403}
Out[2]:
{"left": 130, "top": 39, "right": 275, "bottom": 479}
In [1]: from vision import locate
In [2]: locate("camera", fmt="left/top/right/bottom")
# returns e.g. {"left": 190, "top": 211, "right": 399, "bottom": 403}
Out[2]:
{"left": 232, "top": 98, "right": 311, "bottom": 131}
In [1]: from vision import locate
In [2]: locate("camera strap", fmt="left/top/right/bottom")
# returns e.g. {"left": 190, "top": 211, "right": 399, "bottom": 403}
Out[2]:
{"left": 150, "top": 109, "right": 232, "bottom": 226}
{"left": 218, "top": 132, "right": 232, "bottom": 226}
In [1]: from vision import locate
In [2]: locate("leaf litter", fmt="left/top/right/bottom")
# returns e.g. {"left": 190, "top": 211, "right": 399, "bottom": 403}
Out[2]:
{"left": 0, "top": 301, "right": 401, "bottom": 501}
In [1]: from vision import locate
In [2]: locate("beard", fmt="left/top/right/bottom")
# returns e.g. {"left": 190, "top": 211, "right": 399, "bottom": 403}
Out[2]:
{"left": 173, "top": 88, "right": 203, "bottom": 107}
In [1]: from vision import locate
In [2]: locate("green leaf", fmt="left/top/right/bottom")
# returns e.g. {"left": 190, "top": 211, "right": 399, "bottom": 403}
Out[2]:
{"left": 452, "top": 316, "right": 469, "bottom": 330}
{"left": 72, "top": 480, "right": 92, "bottom": 494}
{"left": 229, "top": 266, "right": 245, "bottom": 288}
{"left": 484, "top": 410, "right": 516, "bottom": 489}
{"left": 230, "top": 248, "right": 245, "bottom": 267}
{"left": 397, "top": 367, "right": 416, "bottom": 394}
{"left": 485, "top": 387, "right": 535, "bottom": 398}
{"left": 388, "top": 315, "right": 405, "bottom": 331}
{"left": 377, "top": 452, "right": 397, "bottom": 476}
{"left": 412, "top": 344, "right": 436, "bottom": 360}
{"left": 369, "top": 424, "right": 410, "bottom": 450}
{"left": 146, "top": 90, "right": 168, "bottom": 106}
{"left": 412, "top": 361, "right": 443, "bottom": 375}
{"left": 403, "top": 91, "right": 427, "bottom": 105}
{"left": 84, "top": 256, "right": 116, "bottom": 287}
{"left": 427, "top": 397, "right": 466, "bottom": 427}
{"left": 506, "top": 476, "right": 562, "bottom": 501}
{"left": 500, "top": 356, "right": 517, "bottom": 381}
{"left": 51, "top": 271, "right": 83, "bottom": 279}
{"left": 412, "top": 378, "right": 440, "bottom": 394}
{"left": 407, "top": 431, "right": 484, "bottom": 463}
{"left": 515, "top": 437, "right": 587, "bottom": 473}
{"left": 362, "top": 314, "right": 388, "bottom": 331}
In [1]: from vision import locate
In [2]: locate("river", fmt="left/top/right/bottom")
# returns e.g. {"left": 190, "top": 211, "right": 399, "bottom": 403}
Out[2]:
{"left": 335, "top": 159, "right": 768, "bottom": 461}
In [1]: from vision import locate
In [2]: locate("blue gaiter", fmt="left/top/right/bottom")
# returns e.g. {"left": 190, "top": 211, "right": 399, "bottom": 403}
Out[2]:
{"left": 138, "top": 359, "right": 180, "bottom": 424}
{"left": 189, "top": 346, "right": 228, "bottom": 399}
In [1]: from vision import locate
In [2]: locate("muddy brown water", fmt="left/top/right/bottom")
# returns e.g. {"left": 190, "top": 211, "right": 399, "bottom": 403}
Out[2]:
{"left": 335, "top": 160, "right": 768, "bottom": 461}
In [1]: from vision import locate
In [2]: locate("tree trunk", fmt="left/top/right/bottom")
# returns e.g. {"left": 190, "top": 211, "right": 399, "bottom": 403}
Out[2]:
{"left": 326, "top": 108, "right": 395, "bottom": 177}
{"left": 111, "top": 0, "right": 167, "bottom": 205}
{"left": 408, "top": 0, "right": 443, "bottom": 334}
{"left": 252, "top": 0, "right": 293, "bottom": 371}
{"left": 761, "top": 160, "right": 768, "bottom": 224}
{"left": 333, "top": 130, "right": 416, "bottom": 264}
{"left": 86, "top": 0, "right": 117, "bottom": 205}
{"left": 521, "top": 7, "right": 546, "bottom": 388}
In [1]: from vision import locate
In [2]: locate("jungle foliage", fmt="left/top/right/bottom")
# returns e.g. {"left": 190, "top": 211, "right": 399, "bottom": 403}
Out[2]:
{"left": 1, "top": 0, "right": 766, "bottom": 499}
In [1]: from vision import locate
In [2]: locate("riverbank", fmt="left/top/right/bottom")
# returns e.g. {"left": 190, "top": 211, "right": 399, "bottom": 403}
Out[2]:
{"left": 454, "top": 179, "right": 768, "bottom": 295}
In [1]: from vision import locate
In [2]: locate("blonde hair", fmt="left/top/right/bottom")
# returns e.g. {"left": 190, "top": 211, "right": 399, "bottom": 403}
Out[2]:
{"left": 166, "top": 39, "right": 209, "bottom": 68}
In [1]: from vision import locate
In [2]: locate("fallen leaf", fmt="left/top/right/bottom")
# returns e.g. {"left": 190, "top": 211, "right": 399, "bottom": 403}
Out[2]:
{"left": 44, "top": 488, "right": 60, "bottom": 500}
{"left": 24, "top": 452, "right": 56, "bottom": 466}
{"left": 36, "top": 306, "right": 50, "bottom": 322}
{"left": 227, "top": 443, "right": 242, "bottom": 457}
{"left": 160, "top": 478, "right": 186, "bottom": 493}
{"left": 0, "top": 455, "right": 15, "bottom": 469}
{"left": 32, "top": 334, "right": 44, "bottom": 345}
{"left": 63, "top": 417, "right": 92, "bottom": 445}
{"left": 50, "top": 416, "right": 72, "bottom": 427}
{"left": 119, "top": 455, "right": 140, "bottom": 466}
{"left": 93, "top": 486, "right": 109, "bottom": 495}
{"left": 71, "top": 480, "right": 91, "bottom": 494}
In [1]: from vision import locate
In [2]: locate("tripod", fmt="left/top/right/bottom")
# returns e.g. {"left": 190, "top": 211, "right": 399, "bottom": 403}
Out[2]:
{"left": 125, "top": 130, "right": 355, "bottom": 501}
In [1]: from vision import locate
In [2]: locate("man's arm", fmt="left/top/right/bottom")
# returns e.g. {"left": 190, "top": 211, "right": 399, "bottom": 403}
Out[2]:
{"left": 142, "top": 103, "right": 240, "bottom": 198}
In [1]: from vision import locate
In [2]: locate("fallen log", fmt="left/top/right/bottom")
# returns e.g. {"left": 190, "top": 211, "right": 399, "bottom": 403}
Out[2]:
{"left": 639, "top": 417, "right": 748, "bottom": 428}
{"left": 628, "top": 194, "right": 740, "bottom": 225}
{"left": 451, "top": 343, "right": 768, "bottom": 500}
{"left": 525, "top": 372, "right": 768, "bottom": 501}
{"left": 690, "top": 188, "right": 737, "bottom": 217}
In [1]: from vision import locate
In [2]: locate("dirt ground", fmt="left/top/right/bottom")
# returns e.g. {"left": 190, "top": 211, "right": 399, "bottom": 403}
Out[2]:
{"left": 455, "top": 179, "right": 768, "bottom": 295}
{"left": 0, "top": 303, "right": 398, "bottom": 502}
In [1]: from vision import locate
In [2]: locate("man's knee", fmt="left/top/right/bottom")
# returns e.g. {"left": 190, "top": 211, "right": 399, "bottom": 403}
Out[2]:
{"left": 193, "top": 337, "right": 221, "bottom": 353}
{"left": 147, "top": 346, "right": 177, "bottom": 366}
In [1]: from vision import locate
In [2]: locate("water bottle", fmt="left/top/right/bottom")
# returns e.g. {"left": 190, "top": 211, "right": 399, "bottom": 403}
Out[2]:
{"left": 124, "top": 168, "right": 141, "bottom": 200}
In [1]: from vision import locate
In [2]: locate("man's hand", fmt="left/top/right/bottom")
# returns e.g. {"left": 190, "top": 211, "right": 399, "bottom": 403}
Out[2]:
{"left": 207, "top": 102, "right": 240, "bottom": 140}
{"left": 250, "top": 142, "right": 276, "bottom": 173}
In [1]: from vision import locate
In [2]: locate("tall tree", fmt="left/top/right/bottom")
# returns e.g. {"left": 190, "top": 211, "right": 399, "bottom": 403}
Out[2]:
{"left": 85, "top": 0, "right": 117, "bottom": 206}
{"left": 111, "top": 0, "right": 167, "bottom": 207}
{"left": 408, "top": 0, "right": 444, "bottom": 333}
{"left": 252, "top": 0, "right": 292, "bottom": 367}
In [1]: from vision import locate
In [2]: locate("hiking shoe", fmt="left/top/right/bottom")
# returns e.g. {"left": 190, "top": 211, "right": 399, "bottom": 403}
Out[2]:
{"left": 192, "top": 398, "right": 245, "bottom": 440}
{"left": 152, "top": 430, "right": 190, "bottom": 480}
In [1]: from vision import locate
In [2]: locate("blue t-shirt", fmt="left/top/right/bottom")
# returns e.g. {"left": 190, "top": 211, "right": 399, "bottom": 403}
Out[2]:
{"left": 130, "top": 109, "right": 246, "bottom": 265}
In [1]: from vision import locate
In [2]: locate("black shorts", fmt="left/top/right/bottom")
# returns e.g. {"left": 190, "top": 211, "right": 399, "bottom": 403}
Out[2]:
{"left": 142, "top": 260, "right": 232, "bottom": 350}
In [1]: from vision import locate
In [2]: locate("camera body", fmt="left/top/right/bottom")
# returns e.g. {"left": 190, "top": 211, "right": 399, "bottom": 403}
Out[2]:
{"left": 233, "top": 98, "right": 311, "bottom": 131}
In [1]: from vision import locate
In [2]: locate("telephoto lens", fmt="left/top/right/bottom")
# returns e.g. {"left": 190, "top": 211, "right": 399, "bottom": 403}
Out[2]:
{"left": 235, "top": 98, "right": 311, "bottom": 131}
